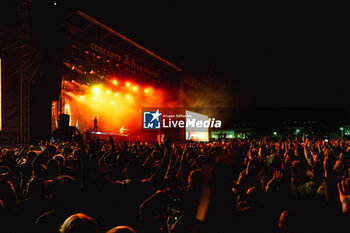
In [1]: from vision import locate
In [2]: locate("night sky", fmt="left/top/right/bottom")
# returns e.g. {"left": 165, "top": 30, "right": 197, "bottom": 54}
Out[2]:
{"left": 3, "top": 1, "right": 348, "bottom": 109}
{"left": 76, "top": 2, "right": 347, "bottom": 109}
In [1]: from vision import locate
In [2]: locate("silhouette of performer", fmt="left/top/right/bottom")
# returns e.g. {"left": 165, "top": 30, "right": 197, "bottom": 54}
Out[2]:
{"left": 92, "top": 115, "right": 99, "bottom": 132}
{"left": 120, "top": 125, "right": 128, "bottom": 135}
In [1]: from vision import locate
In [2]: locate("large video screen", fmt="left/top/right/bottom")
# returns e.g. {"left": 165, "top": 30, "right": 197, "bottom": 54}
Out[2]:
{"left": 185, "top": 110, "right": 209, "bottom": 142}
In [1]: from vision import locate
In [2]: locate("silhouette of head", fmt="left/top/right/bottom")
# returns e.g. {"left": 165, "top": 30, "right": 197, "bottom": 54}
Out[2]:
{"left": 105, "top": 225, "right": 136, "bottom": 233}
{"left": 59, "top": 213, "right": 99, "bottom": 233}
{"left": 124, "top": 160, "right": 142, "bottom": 180}
{"left": 46, "top": 159, "right": 60, "bottom": 179}
{"left": 278, "top": 209, "right": 308, "bottom": 233}
{"left": 51, "top": 175, "right": 81, "bottom": 211}
{"left": 54, "top": 154, "right": 65, "bottom": 166}
{"left": 188, "top": 169, "right": 201, "bottom": 188}
{"left": 47, "top": 144, "right": 59, "bottom": 157}
{"left": 26, "top": 177, "right": 46, "bottom": 199}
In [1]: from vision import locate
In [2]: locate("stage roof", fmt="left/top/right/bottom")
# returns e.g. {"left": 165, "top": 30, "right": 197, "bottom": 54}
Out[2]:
{"left": 64, "top": 11, "right": 182, "bottom": 72}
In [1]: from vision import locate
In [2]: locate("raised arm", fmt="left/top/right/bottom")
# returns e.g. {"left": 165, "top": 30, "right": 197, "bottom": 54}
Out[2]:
{"left": 148, "top": 136, "right": 172, "bottom": 187}
{"left": 337, "top": 178, "right": 350, "bottom": 233}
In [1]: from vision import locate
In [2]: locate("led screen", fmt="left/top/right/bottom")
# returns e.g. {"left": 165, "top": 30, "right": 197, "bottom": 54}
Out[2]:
{"left": 185, "top": 110, "right": 209, "bottom": 142}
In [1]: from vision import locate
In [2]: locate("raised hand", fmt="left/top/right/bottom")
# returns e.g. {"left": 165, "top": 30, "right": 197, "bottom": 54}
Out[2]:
{"left": 337, "top": 178, "right": 350, "bottom": 213}
{"left": 323, "top": 153, "right": 334, "bottom": 178}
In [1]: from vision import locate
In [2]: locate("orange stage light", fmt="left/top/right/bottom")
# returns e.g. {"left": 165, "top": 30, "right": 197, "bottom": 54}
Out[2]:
{"left": 112, "top": 80, "right": 117, "bottom": 85}
{"left": 126, "top": 82, "right": 130, "bottom": 87}
{"left": 92, "top": 86, "right": 102, "bottom": 95}
{"left": 133, "top": 86, "right": 138, "bottom": 91}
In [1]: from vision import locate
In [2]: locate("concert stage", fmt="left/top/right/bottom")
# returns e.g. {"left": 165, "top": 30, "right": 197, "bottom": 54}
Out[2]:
{"left": 50, "top": 11, "right": 184, "bottom": 143}
{"left": 1, "top": 8, "right": 205, "bottom": 145}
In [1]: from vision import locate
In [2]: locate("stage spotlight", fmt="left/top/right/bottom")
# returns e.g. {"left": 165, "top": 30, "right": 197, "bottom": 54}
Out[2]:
{"left": 93, "top": 97, "right": 97, "bottom": 100}
{"left": 144, "top": 87, "right": 153, "bottom": 94}
{"left": 112, "top": 80, "right": 118, "bottom": 85}
{"left": 92, "top": 86, "right": 102, "bottom": 95}
{"left": 106, "top": 89, "right": 111, "bottom": 94}
{"left": 64, "top": 104, "right": 71, "bottom": 115}
{"left": 133, "top": 86, "right": 138, "bottom": 91}
{"left": 126, "top": 95, "right": 130, "bottom": 99}
{"left": 126, "top": 82, "right": 130, "bottom": 87}
{"left": 99, "top": 99, "right": 103, "bottom": 103}
{"left": 114, "top": 93, "right": 118, "bottom": 97}
{"left": 111, "top": 101, "right": 115, "bottom": 104}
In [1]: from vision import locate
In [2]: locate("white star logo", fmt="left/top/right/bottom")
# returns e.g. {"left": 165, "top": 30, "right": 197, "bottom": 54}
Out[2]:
{"left": 150, "top": 109, "right": 161, "bottom": 122}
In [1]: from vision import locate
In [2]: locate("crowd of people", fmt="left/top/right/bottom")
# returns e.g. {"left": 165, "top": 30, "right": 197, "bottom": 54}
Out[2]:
{"left": 1, "top": 132, "right": 350, "bottom": 233}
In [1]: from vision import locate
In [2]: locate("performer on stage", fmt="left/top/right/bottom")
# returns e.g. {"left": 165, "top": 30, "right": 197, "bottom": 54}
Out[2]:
{"left": 120, "top": 125, "right": 128, "bottom": 135}
{"left": 92, "top": 115, "right": 99, "bottom": 132}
